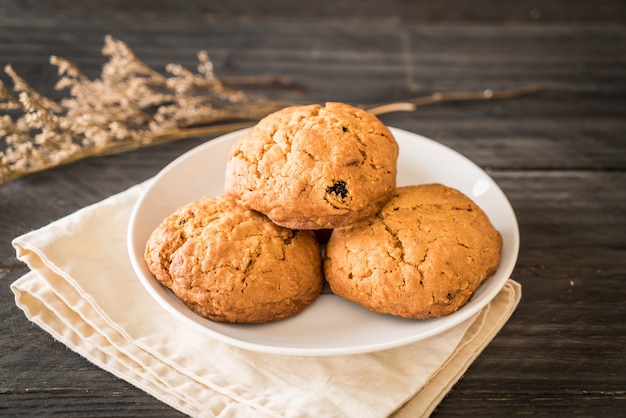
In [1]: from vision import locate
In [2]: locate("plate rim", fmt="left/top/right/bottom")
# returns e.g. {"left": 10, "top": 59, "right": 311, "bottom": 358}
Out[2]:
{"left": 127, "top": 126, "right": 519, "bottom": 356}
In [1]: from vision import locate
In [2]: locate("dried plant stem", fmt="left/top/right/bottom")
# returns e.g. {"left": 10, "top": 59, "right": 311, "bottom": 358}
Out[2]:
{"left": 1, "top": 85, "right": 545, "bottom": 185}
{"left": 366, "top": 84, "right": 546, "bottom": 115}
{"left": 0, "top": 83, "right": 544, "bottom": 186}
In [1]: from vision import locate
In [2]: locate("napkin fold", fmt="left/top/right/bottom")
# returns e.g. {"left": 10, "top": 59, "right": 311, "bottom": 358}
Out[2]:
{"left": 11, "top": 181, "right": 521, "bottom": 418}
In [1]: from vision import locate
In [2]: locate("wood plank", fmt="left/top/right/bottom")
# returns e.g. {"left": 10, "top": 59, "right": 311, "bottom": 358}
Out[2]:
{"left": 2, "top": 0, "right": 626, "bottom": 22}
{"left": 1, "top": 1, "right": 625, "bottom": 416}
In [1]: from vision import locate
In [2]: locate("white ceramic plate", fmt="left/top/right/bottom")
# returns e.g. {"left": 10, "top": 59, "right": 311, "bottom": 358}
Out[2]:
{"left": 127, "top": 127, "right": 519, "bottom": 356}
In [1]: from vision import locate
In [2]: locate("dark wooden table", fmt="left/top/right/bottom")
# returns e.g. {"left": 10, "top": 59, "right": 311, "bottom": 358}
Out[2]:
{"left": 1, "top": 1, "right": 625, "bottom": 416}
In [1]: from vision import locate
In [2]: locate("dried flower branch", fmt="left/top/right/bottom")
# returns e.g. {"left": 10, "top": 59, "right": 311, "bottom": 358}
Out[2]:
{"left": 365, "top": 85, "right": 546, "bottom": 115}
{"left": 0, "top": 35, "right": 544, "bottom": 186}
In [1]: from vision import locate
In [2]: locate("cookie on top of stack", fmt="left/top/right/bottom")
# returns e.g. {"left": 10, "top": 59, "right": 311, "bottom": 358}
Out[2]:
{"left": 144, "top": 102, "right": 502, "bottom": 324}
{"left": 224, "top": 102, "right": 399, "bottom": 230}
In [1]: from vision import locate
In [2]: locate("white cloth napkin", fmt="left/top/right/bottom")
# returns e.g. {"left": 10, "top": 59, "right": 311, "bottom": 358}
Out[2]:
{"left": 11, "top": 181, "right": 521, "bottom": 417}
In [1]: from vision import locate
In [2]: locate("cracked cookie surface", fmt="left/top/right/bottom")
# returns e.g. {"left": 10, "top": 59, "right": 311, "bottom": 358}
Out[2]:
{"left": 224, "top": 102, "right": 399, "bottom": 229}
{"left": 144, "top": 195, "right": 323, "bottom": 323}
{"left": 324, "top": 184, "right": 502, "bottom": 319}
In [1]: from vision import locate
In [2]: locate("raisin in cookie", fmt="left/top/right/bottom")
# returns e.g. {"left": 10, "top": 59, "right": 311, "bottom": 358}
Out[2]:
{"left": 324, "top": 184, "right": 502, "bottom": 319}
{"left": 224, "top": 102, "right": 399, "bottom": 230}
{"left": 144, "top": 195, "right": 323, "bottom": 324}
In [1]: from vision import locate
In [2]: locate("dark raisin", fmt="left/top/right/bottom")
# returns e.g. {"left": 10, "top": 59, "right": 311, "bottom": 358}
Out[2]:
{"left": 447, "top": 293, "right": 453, "bottom": 300}
{"left": 179, "top": 219, "right": 187, "bottom": 225}
{"left": 326, "top": 181, "right": 348, "bottom": 199}
{"left": 342, "top": 126, "right": 348, "bottom": 132}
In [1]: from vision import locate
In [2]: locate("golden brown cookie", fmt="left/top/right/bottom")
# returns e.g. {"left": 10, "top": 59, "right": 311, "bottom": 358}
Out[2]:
{"left": 224, "top": 102, "right": 399, "bottom": 230}
{"left": 144, "top": 195, "right": 323, "bottom": 324}
{"left": 324, "top": 184, "right": 502, "bottom": 319}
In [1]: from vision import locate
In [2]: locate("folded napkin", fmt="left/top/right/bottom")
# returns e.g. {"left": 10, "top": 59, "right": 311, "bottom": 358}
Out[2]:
{"left": 11, "top": 181, "right": 521, "bottom": 417}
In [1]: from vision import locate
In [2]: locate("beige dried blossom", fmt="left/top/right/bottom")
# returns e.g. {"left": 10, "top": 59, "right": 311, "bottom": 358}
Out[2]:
{"left": 0, "top": 35, "right": 288, "bottom": 185}
{"left": 0, "top": 35, "right": 544, "bottom": 186}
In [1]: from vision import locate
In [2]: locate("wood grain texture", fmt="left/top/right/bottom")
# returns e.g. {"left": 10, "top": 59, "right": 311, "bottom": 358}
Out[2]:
{"left": 1, "top": 0, "right": 625, "bottom": 416}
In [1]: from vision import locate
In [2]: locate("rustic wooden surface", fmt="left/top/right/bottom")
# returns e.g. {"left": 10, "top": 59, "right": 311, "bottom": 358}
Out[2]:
{"left": 1, "top": 1, "right": 625, "bottom": 416}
